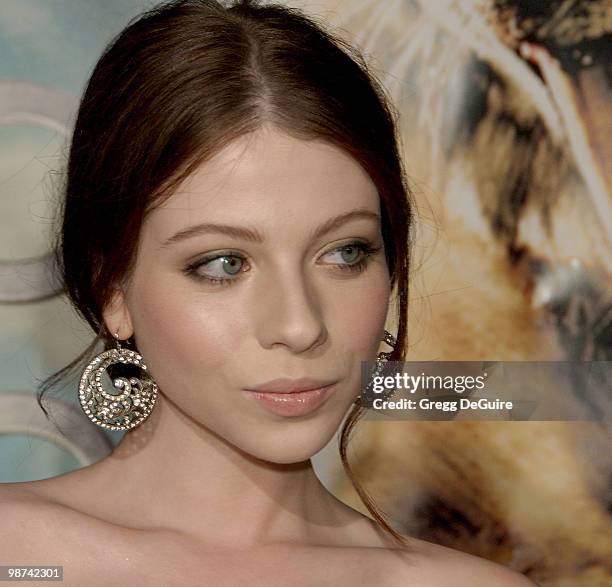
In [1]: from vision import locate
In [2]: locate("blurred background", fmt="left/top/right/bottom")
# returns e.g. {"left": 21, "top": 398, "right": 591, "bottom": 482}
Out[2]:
{"left": 1, "top": 1, "right": 610, "bottom": 585}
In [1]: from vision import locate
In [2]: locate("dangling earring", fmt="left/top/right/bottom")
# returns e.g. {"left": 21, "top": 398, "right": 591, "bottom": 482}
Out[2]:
{"left": 79, "top": 331, "right": 159, "bottom": 430}
{"left": 354, "top": 329, "right": 397, "bottom": 406}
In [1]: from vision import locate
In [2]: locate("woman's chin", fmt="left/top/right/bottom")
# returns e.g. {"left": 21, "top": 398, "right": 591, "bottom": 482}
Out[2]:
{"left": 238, "top": 433, "right": 336, "bottom": 465}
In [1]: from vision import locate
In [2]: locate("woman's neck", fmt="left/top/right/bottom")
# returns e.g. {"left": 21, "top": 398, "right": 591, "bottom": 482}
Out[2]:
{"left": 58, "top": 393, "right": 355, "bottom": 549}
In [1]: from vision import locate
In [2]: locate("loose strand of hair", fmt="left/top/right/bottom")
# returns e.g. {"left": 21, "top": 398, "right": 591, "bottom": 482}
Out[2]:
{"left": 339, "top": 404, "right": 411, "bottom": 548}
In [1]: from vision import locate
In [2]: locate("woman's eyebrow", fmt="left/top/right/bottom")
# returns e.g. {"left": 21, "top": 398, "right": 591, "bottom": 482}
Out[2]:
{"left": 159, "top": 208, "right": 380, "bottom": 248}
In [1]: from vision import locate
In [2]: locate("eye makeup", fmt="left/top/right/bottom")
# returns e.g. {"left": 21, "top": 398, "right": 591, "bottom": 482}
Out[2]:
{"left": 182, "top": 239, "right": 383, "bottom": 287}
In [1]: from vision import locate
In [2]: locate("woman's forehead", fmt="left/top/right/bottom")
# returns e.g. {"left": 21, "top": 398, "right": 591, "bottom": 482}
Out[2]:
{"left": 144, "top": 127, "right": 380, "bottom": 240}
{"left": 172, "top": 128, "right": 375, "bottom": 203}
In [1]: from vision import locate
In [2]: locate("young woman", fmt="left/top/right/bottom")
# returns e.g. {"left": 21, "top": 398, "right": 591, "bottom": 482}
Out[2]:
{"left": 0, "top": 1, "right": 536, "bottom": 584}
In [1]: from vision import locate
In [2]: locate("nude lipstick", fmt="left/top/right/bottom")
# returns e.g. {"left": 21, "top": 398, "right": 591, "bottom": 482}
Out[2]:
{"left": 242, "top": 377, "right": 338, "bottom": 417}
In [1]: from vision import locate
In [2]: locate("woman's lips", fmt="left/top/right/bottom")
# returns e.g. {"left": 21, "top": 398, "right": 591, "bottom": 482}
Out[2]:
{"left": 241, "top": 383, "right": 337, "bottom": 417}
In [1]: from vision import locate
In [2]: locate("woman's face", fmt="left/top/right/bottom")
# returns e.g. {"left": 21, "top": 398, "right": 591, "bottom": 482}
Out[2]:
{"left": 108, "top": 125, "right": 391, "bottom": 463}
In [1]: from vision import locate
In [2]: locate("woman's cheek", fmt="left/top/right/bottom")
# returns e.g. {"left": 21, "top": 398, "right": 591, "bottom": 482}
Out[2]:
{"left": 335, "top": 275, "right": 391, "bottom": 359}
{"left": 126, "top": 267, "right": 236, "bottom": 373}
{"left": 152, "top": 294, "right": 246, "bottom": 373}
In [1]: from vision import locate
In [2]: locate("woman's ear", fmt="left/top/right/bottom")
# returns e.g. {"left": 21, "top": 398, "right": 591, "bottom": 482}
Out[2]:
{"left": 102, "top": 286, "right": 134, "bottom": 339}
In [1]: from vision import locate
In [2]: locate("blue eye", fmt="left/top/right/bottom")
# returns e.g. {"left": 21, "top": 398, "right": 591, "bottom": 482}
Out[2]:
{"left": 323, "top": 243, "right": 367, "bottom": 267}
{"left": 185, "top": 254, "right": 247, "bottom": 285}
{"left": 184, "top": 240, "right": 381, "bottom": 286}
{"left": 320, "top": 241, "right": 383, "bottom": 276}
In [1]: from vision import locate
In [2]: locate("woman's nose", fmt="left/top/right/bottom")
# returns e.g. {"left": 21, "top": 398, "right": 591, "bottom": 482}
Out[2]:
{"left": 254, "top": 270, "right": 327, "bottom": 353}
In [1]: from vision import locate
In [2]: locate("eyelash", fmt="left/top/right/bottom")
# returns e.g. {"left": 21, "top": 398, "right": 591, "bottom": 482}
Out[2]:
{"left": 183, "top": 240, "right": 382, "bottom": 287}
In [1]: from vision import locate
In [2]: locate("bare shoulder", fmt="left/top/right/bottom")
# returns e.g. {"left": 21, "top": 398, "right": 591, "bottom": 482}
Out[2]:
{"left": 335, "top": 514, "right": 535, "bottom": 586}
{"left": 0, "top": 482, "right": 58, "bottom": 559}
{"left": 0, "top": 481, "right": 120, "bottom": 562}
{"left": 0, "top": 482, "right": 83, "bottom": 555}
{"left": 384, "top": 536, "right": 537, "bottom": 587}
{"left": 0, "top": 481, "right": 144, "bottom": 587}
{"left": 0, "top": 482, "right": 50, "bottom": 526}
